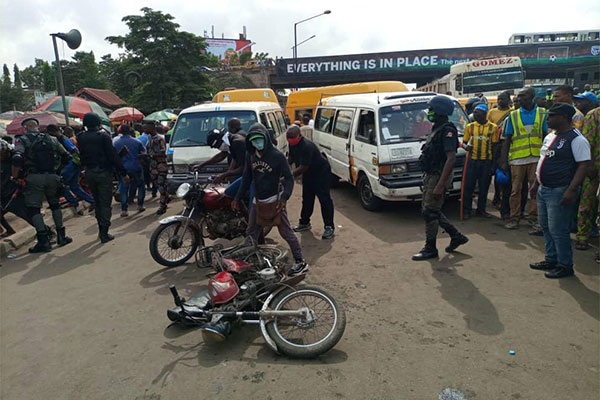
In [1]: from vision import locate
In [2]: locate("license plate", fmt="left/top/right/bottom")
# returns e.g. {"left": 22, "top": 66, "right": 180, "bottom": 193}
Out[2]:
{"left": 391, "top": 148, "right": 412, "bottom": 159}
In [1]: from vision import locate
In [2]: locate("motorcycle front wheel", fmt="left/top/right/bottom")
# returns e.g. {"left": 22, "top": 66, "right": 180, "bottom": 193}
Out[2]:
{"left": 265, "top": 286, "right": 346, "bottom": 359}
{"left": 149, "top": 221, "right": 203, "bottom": 267}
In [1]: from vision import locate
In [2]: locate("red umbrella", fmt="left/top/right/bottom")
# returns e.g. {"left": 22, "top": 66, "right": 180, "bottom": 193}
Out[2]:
{"left": 109, "top": 107, "right": 144, "bottom": 122}
{"left": 6, "top": 111, "right": 81, "bottom": 135}
{"left": 36, "top": 95, "right": 109, "bottom": 123}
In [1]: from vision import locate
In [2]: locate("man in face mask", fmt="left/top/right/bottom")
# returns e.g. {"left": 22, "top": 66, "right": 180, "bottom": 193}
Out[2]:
{"left": 232, "top": 123, "right": 307, "bottom": 276}
{"left": 287, "top": 125, "right": 335, "bottom": 239}
{"left": 413, "top": 95, "right": 468, "bottom": 260}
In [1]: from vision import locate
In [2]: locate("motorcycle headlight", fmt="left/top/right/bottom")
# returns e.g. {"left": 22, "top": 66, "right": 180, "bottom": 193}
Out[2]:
{"left": 176, "top": 183, "right": 191, "bottom": 198}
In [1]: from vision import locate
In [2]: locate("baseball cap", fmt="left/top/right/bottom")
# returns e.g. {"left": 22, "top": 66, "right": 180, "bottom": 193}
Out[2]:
{"left": 573, "top": 91, "right": 599, "bottom": 106}
{"left": 548, "top": 102, "right": 576, "bottom": 119}
{"left": 474, "top": 104, "right": 489, "bottom": 112}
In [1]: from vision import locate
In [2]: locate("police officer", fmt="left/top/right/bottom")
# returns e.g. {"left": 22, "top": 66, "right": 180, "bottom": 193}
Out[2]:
{"left": 413, "top": 96, "right": 469, "bottom": 260}
{"left": 78, "top": 113, "right": 128, "bottom": 243}
{"left": 12, "top": 117, "right": 73, "bottom": 253}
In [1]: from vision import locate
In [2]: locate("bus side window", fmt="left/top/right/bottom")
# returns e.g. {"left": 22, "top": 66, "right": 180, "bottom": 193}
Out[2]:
{"left": 267, "top": 112, "right": 281, "bottom": 136}
{"left": 259, "top": 112, "right": 269, "bottom": 127}
{"left": 315, "top": 107, "right": 335, "bottom": 134}
{"left": 455, "top": 76, "right": 462, "bottom": 92}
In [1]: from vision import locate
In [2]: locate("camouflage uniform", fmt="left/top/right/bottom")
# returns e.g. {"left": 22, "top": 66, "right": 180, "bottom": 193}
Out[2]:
{"left": 147, "top": 133, "right": 168, "bottom": 211}
{"left": 576, "top": 107, "right": 600, "bottom": 243}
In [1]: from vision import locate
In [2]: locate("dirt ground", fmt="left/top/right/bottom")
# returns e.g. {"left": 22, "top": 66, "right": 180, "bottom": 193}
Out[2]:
{"left": 1, "top": 184, "right": 598, "bottom": 400}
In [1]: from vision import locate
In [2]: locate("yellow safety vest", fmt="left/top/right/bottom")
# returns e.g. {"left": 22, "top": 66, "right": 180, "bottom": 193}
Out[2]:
{"left": 508, "top": 107, "right": 544, "bottom": 161}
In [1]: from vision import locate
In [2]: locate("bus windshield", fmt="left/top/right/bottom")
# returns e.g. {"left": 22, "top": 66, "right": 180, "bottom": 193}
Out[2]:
{"left": 170, "top": 111, "right": 257, "bottom": 147}
{"left": 378, "top": 101, "right": 468, "bottom": 144}
{"left": 462, "top": 67, "right": 524, "bottom": 94}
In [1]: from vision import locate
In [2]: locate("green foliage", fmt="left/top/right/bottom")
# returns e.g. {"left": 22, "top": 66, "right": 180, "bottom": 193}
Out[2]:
{"left": 0, "top": 63, "right": 32, "bottom": 112}
{"left": 61, "top": 51, "right": 107, "bottom": 94}
{"left": 208, "top": 73, "right": 256, "bottom": 95}
{"left": 105, "top": 7, "right": 215, "bottom": 111}
{"left": 21, "top": 59, "right": 56, "bottom": 92}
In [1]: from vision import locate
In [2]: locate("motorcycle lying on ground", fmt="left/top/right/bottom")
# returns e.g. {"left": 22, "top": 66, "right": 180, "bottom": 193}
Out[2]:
{"left": 149, "top": 171, "right": 258, "bottom": 267}
{"left": 167, "top": 240, "right": 346, "bottom": 358}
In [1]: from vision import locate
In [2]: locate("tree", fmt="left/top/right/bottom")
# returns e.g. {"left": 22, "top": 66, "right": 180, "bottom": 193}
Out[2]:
{"left": 13, "top": 64, "right": 22, "bottom": 88}
{"left": 2, "top": 64, "right": 10, "bottom": 87}
{"left": 61, "top": 51, "right": 107, "bottom": 94}
{"left": 106, "top": 7, "right": 215, "bottom": 111}
{"left": 239, "top": 51, "right": 252, "bottom": 66}
{"left": 21, "top": 59, "right": 56, "bottom": 91}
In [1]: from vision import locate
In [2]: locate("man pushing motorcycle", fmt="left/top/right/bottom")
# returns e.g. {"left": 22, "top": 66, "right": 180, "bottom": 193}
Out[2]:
{"left": 231, "top": 123, "right": 308, "bottom": 276}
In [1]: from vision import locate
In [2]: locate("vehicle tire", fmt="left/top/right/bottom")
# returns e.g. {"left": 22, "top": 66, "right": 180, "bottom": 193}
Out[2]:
{"left": 149, "top": 221, "right": 203, "bottom": 267}
{"left": 357, "top": 174, "right": 382, "bottom": 211}
{"left": 265, "top": 286, "right": 346, "bottom": 359}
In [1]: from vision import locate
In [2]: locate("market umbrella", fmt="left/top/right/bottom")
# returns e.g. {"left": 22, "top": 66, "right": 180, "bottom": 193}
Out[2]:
{"left": 143, "top": 110, "right": 176, "bottom": 122}
{"left": 0, "top": 111, "right": 24, "bottom": 120}
{"left": 6, "top": 111, "right": 81, "bottom": 135}
{"left": 109, "top": 107, "right": 145, "bottom": 122}
{"left": 36, "top": 95, "right": 110, "bottom": 124}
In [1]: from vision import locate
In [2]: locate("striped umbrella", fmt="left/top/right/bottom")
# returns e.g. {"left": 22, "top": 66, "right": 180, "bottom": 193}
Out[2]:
{"left": 36, "top": 96, "right": 110, "bottom": 124}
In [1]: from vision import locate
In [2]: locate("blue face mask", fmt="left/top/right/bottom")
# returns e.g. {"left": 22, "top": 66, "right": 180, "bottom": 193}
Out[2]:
{"left": 251, "top": 138, "right": 265, "bottom": 150}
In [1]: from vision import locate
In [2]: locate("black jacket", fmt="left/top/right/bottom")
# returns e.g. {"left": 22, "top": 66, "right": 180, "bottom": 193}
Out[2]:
{"left": 235, "top": 123, "right": 293, "bottom": 202}
{"left": 78, "top": 128, "right": 126, "bottom": 176}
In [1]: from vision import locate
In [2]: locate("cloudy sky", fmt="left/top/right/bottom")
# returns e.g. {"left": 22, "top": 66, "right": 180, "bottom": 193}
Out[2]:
{"left": 1, "top": 0, "right": 599, "bottom": 69}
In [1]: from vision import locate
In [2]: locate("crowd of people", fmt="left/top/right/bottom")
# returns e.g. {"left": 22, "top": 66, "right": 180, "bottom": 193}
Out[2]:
{"left": 0, "top": 115, "right": 172, "bottom": 250}
{"left": 0, "top": 85, "right": 598, "bottom": 279}
{"left": 457, "top": 85, "right": 598, "bottom": 277}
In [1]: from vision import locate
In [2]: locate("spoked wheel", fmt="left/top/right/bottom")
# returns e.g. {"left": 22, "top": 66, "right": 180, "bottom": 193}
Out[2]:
{"left": 149, "top": 221, "right": 203, "bottom": 267}
{"left": 265, "top": 286, "right": 346, "bottom": 358}
{"left": 223, "top": 244, "right": 287, "bottom": 265}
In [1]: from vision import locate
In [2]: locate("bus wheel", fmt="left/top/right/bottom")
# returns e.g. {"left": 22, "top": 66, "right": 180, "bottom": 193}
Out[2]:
{"left": 357, "top": 174, "right": 382, "bottom": 211}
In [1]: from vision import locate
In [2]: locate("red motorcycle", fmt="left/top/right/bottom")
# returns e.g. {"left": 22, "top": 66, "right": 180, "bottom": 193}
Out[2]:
{"left": 149, "top": 172, "right": 250, "bottom": 267}
{"left": 167, "top": 241, "right": 346, "bottom": 358}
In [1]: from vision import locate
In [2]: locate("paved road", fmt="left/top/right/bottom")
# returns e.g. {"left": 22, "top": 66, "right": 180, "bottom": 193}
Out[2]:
{"left": 1, "top": 185, "right": 598, "bottom": 400}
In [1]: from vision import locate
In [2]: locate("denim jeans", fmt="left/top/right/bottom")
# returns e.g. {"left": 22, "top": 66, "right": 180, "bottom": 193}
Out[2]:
{"left": 537, "top": 185, "right": 576, "bottom": 267}
{"left": 225, "top": 175, "right": 254, "bottom": 206}
{"left": 119, "top": 170, "right": 145, "bottom": 211}
{"left": 61, "top": 163, "right": 95, "bottom": 206}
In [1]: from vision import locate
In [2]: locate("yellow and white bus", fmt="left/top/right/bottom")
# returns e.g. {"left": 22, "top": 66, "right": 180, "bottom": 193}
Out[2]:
{"left": 418, "top": 57, "right": 525, "bottom": 99}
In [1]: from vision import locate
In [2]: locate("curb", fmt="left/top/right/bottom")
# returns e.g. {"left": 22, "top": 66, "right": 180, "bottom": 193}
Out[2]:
{"left": 1, "top": 209, "right": 78, "bottom": 257}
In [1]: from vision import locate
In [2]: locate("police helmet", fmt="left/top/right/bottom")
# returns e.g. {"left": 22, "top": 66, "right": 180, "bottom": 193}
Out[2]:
{"left": 206, "top": 128, "right": 225, "bottom": 148}
{"left": 428, "top": 95, "right": 455, "bottom": 117}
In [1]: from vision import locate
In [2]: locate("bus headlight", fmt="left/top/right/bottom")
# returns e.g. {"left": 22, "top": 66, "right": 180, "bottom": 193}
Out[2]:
{"left": 379, "top": 163, "right": 407, "bottom": 175}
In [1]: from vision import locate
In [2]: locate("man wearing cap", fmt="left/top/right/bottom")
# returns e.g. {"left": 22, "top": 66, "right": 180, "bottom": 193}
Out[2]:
{"left": 78, "top": 113, "right": 129, "bottom": 243}
{"left": 12, "top": 117, "right": 73, "bottom": 252}
{"left": 574, "top": 91, "right": 599, "bottom": 119}
{"left": 529, "top": 103, "right": 592, "bottom": 278}
{"left": 553, "top": 85, "right": 585, "bottom": 130}
{"left": 462, "top": 103, "right": 498, "bottom": 219}
{"left": 501, "top": 87, "right": 548, "bottom": 230}
{"left": 231, "top": 123, "right": 308, "bottom": 276}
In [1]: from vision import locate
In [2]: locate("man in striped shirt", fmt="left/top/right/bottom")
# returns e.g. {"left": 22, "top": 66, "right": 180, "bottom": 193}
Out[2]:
{"left": 462, "top": 104, "right": 498, "bottom": 219}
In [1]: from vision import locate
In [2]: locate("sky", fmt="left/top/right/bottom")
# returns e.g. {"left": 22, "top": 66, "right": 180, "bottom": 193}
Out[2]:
{"left": 1, "top": 0, "right": 599, "bottom": 69}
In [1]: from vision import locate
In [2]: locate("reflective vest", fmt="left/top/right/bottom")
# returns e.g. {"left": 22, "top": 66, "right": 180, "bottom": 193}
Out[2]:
{"left": 508, "top": 107, "right": 545, "bottom": 161}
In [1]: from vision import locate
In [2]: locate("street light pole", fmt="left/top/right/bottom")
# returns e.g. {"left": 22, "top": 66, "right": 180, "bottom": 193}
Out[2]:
{"left": 51, "top": 35, "right": 70, "bottom": 127}
{"left": 293, "top": 10, "right": 331, "bottom": 60}
{"left": 291, "top": 35, "right": 317, "bottom": 51}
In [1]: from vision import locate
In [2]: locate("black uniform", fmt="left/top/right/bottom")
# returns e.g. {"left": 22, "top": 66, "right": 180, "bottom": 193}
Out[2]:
{"left": 289, "top": 136, "right": 334, "bottom": 229}
{"left": 78, "top": 127, "right": 126, "bottom": 235}
{"left": 418, "top": 118, "right": 464, "bottom": 252}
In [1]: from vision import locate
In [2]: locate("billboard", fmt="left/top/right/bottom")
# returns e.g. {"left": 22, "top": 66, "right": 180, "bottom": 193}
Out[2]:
{"left": 276, "top": 41, "right": 600, "bottom": 77}
{"left": 205, "top": 38, "right": 252, "bottom": 60}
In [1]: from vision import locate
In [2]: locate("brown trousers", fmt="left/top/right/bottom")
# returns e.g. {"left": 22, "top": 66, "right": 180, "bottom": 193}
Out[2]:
{"left": 510, "top": 163, "right": 537, "bottom": 222}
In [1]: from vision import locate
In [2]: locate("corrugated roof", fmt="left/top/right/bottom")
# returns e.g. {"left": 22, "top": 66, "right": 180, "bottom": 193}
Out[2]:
{"left": 73, "top": 88, "right": 125, "bottom": 107}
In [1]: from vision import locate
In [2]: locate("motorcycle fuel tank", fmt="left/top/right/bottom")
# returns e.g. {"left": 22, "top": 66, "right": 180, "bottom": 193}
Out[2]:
{"left": 222, "top": 258, "right": 252, "bottom": 273}
{"left": 202, "top": 188, "right": 233, "bottom": 211}
{"left": 209, "top": 271, "right": 240, "bottom": 304}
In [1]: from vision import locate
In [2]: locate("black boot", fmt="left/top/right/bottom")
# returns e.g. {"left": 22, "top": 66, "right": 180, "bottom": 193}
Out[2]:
{"left": 445, "top": 234, "right": 469, "bottom": 253}
{"left": 28, "top": 233, "right": 52, "bottom": 253}
{"left": 46, "top": 226, "right": 57, "bottom": 245}
{"left": 56, "top": 227, "right": 73, "bottom": 247}
{"left": 412, "top": 241, "right": 438, "bottom": 261}
{"left": 99, "top": 226, "right": 114, "bottom": 243}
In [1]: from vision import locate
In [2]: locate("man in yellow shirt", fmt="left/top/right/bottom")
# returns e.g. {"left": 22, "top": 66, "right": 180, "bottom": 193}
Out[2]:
{"left": 462, "top": 104, "right": 498, "bottom": 219}
{"left": 488, "top": 91, "right": 513, "bottom": 216}
{"left": 553, "top": 85, "right": 585, "bottom": 130}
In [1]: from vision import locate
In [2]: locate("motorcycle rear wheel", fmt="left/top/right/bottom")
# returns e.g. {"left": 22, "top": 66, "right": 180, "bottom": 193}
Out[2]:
{"left": 149, "top": 221, "right": 203, "bottom": 267}
{"left": 265, "top": 286, "right": 346, "bottom": 359}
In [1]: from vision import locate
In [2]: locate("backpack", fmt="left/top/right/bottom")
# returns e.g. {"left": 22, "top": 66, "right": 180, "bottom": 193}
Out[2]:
{"left": 28, "top": 133, "right": 57, "bottom": 173}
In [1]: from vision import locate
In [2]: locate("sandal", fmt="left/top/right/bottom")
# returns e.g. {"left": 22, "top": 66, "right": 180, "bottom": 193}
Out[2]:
{"left": 575, "top": 240, "right": 589, "bottom": 250}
